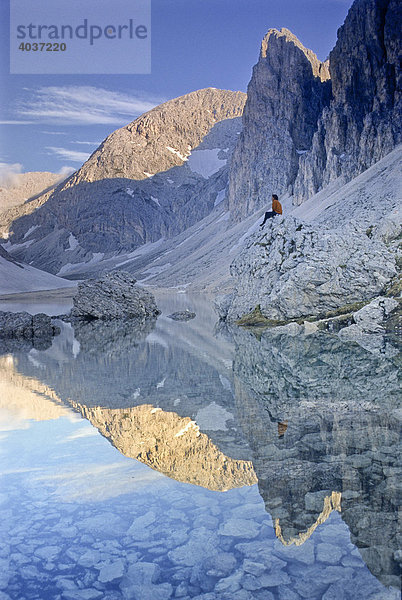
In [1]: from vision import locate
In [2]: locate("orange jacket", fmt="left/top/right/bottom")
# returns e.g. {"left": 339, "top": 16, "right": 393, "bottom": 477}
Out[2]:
{"left": 272, "top": 198, "right": 282, "bottom": 214}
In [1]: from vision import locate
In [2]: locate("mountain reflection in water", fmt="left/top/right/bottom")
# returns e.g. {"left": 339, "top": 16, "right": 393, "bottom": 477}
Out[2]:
{"left": 1, "top": 293, "right": 400, "bottom": 596}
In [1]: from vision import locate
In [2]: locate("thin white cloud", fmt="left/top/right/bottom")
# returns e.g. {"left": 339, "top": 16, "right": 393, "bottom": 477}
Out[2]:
{"left": 0, "top": 120, "right": 35, "bottom": 125}
{"left": 16, "top": 86, "right": 164, "bottom": 126}
{"left": 46, "top": 146, "right": 91, "bottom": 163}
{"left": 58, "top": 166, "right": 76, "bottom": 177}
{"left": 41, "top": 130, "right": 68, "bottom": 135}
{"left": 0, "top": 162, "right": 24, "bottom": 187}
{"left": 71, "top": 140, "right": 99, "bottom": 146}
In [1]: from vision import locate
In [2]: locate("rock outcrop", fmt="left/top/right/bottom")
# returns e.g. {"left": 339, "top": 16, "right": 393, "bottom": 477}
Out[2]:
{"left": 228, "top": 28, "right": 330, "bottom": 221}
{"left": 6, "top": 89, "right": 246, "bottom": 274}
{"left": 228, "top": 0, "right": 401, "bottom": 218}
{"left": 70, "top": 271, "right": 160, "bottom": 320}
{"left": 220, "top": 217, "right": 397, "bottom": 322}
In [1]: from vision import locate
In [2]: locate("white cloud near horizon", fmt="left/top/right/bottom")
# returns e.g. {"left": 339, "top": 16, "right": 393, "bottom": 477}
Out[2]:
{"left": 46, "top": 146, "right": 91, "bottom": 163}
{"left": 16, "top": 86, "right": 165, "bottom": 126}
{"left": 0, "top": 162, "right": 24, "bottom": 187}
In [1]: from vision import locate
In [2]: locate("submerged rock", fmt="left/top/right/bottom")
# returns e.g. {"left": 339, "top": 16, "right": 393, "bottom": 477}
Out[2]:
{"left": 167, "top": 310, "right": 196, "bottom": 321}
{"left": 70, "top": 271, "right": 160, "bottom": 320}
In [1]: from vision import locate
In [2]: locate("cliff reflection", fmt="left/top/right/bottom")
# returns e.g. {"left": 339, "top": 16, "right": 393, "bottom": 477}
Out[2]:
{"left": 231, "top": 326, "right": 401, "bottom": 588}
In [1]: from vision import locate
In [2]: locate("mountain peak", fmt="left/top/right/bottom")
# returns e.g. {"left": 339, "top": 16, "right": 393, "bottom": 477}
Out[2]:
{"left": 260, "top": 28, "right": 330, "bottom": 81}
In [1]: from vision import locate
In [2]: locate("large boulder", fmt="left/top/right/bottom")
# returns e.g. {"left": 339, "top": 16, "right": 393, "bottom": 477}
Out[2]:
{"left": 221, "top": 217, "right": 397, "bottom": 321}
{"left": 70, "top": 271, "right": 160, "bottom": 320}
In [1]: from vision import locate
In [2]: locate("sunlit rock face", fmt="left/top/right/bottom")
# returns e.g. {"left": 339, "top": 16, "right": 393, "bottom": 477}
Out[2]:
{"left": 232, "top": 326, "right": 401, "bottom": 588}
{"left": 7, "top": 89, "right": 246, "bottom": 274}
{"left": 72, "top": 403, "right": 257, "bottom": 492}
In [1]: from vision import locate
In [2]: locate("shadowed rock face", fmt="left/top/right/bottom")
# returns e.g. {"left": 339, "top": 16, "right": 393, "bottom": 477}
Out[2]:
{"left": 228, "top": 28, "right": 331, "bottom": 221}
{"left": 293, "top": 0, "right": 401, "bottom": 203}
{"left": 228, "top": 0, "right": 401, "bottom": 217}
{"left": 72, "top": 403, "right": 257, "bottom": 492}
{"left": 7, "top": 89, "right": 246, "bottom": 274}
{"left": 231, "top": 326, "right": 401, "bottom": 588}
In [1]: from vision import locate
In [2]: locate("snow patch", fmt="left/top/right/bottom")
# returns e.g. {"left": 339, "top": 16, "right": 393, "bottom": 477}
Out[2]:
{"left": 23, "top": 225, "right": 40, "bottom": 240}
{"left": 195, "top": 402, "right": 233, "bottom": 431}
{"left": 166, "top": 146, "right": 189, "bottom": 162}
{"left": 68, "top": 233, "right": 79, "bottom": 250}
{"left": 216, "top": 212, "right": 230, "bottom": 223}
{"left": 72, "top": 339, "right": 80, "bottom": 358}
{"left": 219, "top": 375, "right": 232, "bottom": 392}
{"left": 156, "top": 377, "right": 166, "bottom": 389}
{"left": 187, "top": 148, "right": 227, "bottom": 178}
{"left": 175, "top": 420, "right": 200, "bottom": 438}
{"left": 214, "top": 189, "right": 226, "bottom": 207}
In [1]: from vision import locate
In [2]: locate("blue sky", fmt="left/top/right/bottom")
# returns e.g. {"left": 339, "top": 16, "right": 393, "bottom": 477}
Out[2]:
{"left": 0, "top": 0, "right": 353, "bottom": 178}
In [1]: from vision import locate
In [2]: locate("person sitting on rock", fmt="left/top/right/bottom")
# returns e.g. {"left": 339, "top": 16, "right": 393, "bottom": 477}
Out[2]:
{"left": 260, "top": 194, "right": 283, "bottom": 226}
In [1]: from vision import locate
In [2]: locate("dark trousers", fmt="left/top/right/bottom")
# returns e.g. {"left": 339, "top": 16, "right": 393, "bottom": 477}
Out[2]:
{"left": 260, "top": 211, "right": 278, "bottom": 226}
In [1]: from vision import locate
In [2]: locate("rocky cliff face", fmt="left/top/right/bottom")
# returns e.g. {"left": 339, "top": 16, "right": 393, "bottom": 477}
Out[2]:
{"left": 0, "top": 171, "right": 64, "bottom": 238}
{"left": 6, "top": 89, "right": 245, "bottom": 274}
{"left": 228, "top": 29, "right": 330, "bottom": 221}
{"left": 228, "top": 0, "right": 401, "bottom": 218}
{"left": 69, "top": 88, "right": 245, "bottom": 183}
{"left": 293, "top": 0, "right": 401, "bottom": 204}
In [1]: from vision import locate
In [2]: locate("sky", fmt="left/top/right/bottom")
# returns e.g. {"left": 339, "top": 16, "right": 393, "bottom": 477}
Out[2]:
{"left": 0, "top": 0, "right": 354, "bottom": 177}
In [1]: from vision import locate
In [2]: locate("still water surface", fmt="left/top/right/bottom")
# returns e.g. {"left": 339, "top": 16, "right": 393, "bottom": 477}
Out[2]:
{"left": 0, "top": 292, "right": 400, "bottom": 599}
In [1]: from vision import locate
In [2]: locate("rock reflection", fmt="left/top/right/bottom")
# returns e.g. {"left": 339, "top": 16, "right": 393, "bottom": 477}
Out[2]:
{"left": 72, "top": 402, "right": 257, "bottom": 491}
{"left": 232, "top": 326, "right": 401, "bottom": 588}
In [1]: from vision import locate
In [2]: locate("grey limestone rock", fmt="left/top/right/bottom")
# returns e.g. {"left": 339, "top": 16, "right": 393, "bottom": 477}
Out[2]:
{"left": 70, "top": 271, "right": 160, "bottom": 320}
{"left": 293, "top": 0, "right": 401, "bottom": 204}
{"left": 228, "top": 0, "right": 401, "bottom": 218}
{"left": 222, "top": 217, "right": 396, "bottom": 321}
{"left": 228, "top": 28, "right": 330, "bottom": 221}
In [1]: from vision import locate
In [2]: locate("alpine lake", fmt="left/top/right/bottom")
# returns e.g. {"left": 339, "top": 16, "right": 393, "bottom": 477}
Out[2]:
{"left": 0, "top": 290, "right": 400, "bottom": 600}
